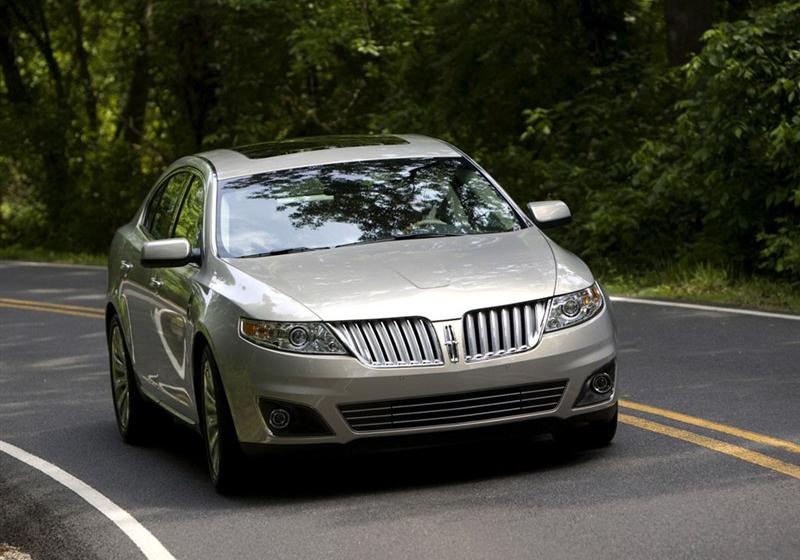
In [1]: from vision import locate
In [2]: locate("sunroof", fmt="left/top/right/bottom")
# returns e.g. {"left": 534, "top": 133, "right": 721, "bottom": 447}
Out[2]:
{"left": 232, "top": 135, "right": 409, "bottom": 159}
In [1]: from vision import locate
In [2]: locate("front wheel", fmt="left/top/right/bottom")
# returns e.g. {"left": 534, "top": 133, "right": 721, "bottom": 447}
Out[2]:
{"left": 108, "top": 316, "right": 154, "bottom": 444}
{"left": 554, "top": 404, "right": 618, "bottom": 450}
{"left": 199, "top": 347, "right": 245, "bottom": 493}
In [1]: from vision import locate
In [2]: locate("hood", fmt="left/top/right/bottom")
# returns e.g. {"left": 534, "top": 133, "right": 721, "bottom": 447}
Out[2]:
{"left": 226, "top": 228, "right": 560, "bottom": 321}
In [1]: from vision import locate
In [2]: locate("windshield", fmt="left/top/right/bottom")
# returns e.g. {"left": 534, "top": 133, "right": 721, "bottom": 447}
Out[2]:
{"left": 216, "top": 157, "right": 523, "bottom": 258}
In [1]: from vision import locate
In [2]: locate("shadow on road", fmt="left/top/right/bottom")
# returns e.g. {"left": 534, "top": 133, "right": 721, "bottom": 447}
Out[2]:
{"left": 142, "top": 415, "right": 599, "bottom": 503}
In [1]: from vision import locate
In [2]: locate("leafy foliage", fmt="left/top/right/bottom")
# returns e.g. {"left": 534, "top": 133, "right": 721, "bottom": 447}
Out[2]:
{"left": 0, "top": 0, "right": 798, "bottom": 282}
{"left": 522, "top": 0, "right": 800, "bottom": 278}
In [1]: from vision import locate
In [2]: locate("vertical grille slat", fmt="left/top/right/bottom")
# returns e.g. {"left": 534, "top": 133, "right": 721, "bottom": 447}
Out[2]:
{"left": 375, "top": 321, "right": 398, "bottom": 364}
{"left": 426, "top": 321, "right": 443, "bottom": 362}
{"left": 388, "top": 320, "right": 411, "bottom": 364}
{"left": 415, "top": 318, "right": 434, "bottom": 362}
{"left": 402, "top": 319, "right": 423, "bottom": 362}
{"left": 477, "top": 311, "right": 489, "bottom": 355}
{"left": 465, "top": 313, "right": 477, "bottom": 357}
{"left": 512, "top": 306, "right": 523, "bottom": 349}
{"left": 501, "top": 308, "right": 512, "bottom": 350}
{"left": 353, "top": 323, "right": 374, "bottom": 363}
{"left": 524, "top": 304, "right": 535, "bottom": 347}
{"left": 345, "top": 324, "right": 365, "bottom": 361}
{"left": 462, "top": 298, "right": 547, "bottom": 362}
{"left": 329, "top": 317, "right": 443, "bottom": 368}
{"left": 534, "top": 301, "right": 546, "bottom": 336}
{"left": 489, "top": 310, "right": 500, "bottom": 352}
{"left": 363, "top": 322, "right": 386, "bottom": 365}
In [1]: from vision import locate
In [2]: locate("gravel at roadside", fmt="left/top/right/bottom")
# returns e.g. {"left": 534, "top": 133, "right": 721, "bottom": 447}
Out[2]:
{"left": 0, "top": 544, "right": 32, "bottom": 560}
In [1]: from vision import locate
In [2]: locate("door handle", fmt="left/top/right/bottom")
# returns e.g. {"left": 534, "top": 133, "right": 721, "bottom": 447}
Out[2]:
{"left": 120, "top": 260, "right": 133, "bottom": 274}
{"left": 148, "top": 276, "right": 163, "bottom": 292}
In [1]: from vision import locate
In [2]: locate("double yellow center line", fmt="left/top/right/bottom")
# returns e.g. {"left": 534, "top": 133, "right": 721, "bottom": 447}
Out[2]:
{"left": 2, "top": 296, "right": 798, "bottom": 479}
{"left": 619, "top": 400, "right": 800, "bottom": 480}
{"left": 0, "top": 297, "right": 105, "bottom": 319}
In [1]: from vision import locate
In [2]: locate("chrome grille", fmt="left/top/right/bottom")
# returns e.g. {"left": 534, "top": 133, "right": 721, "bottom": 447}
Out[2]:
{"left": 339, "top": 380, "right": 567, "bottom": 432}
{"left": 463, "top": 300, "right": 547, "bottom": 361}
{"left": 329, "top": 318, "right": 443, "bottom": 367}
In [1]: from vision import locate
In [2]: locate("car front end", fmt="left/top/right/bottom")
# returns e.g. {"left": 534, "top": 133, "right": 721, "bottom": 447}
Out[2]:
{"left": 204, "top": 245, "right": 617, "bottom": 450}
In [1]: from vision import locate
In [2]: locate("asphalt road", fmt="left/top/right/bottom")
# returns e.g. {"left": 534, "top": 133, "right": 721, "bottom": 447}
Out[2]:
{"left": 1, "top": 260, "right": 798, "bottom": 559}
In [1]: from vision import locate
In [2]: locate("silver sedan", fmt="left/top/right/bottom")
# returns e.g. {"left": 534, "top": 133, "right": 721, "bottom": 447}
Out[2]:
{"left": 106, "top": 134, "right": 617, "bottom": 492}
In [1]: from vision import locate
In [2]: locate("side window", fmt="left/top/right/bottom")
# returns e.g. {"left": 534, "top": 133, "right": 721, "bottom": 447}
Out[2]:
{"left": 148, "top": 172, "right": 190, "bottom": 239}
{"left": 143, "top": 183, "right": 166, "bottom": 232}
{"left": 173, "top": 176, "right": 205, "bottom": 249}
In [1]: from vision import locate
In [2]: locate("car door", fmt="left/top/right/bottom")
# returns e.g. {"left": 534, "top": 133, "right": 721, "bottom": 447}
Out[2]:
{"left": 145, "top": 173, "right": 206, "bottom": 421}
{"left": 124, "top": 170, "right": 192, "bottom": 406}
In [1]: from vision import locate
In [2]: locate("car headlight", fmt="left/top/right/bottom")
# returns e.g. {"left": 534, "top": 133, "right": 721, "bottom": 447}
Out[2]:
{"left": 545, "top": 283, "right": 604, "bottom": 332}
{"left": 239, "top": 318, "right": 347, "bottom": 354}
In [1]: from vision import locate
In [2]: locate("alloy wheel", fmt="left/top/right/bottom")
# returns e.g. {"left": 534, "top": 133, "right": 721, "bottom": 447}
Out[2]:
{"left": 203, "top": 359, "right": 221, "bottom": 481}
{"left": 110, "top": 325, "right": 130, "bottom": 432}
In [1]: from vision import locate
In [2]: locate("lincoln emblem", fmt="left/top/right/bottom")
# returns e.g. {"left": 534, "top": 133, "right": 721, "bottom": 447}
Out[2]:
{"left": 444, "top": 325, "right": 459, "bottom": 363}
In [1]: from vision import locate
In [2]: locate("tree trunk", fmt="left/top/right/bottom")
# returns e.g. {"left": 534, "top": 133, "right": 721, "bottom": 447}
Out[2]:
{"left": 117, "top": 0, "right": 154, "bottom": 145}
{"left": 664, "top": 0, "right": 715, "bottom": 66}
{"left": 6, "top": 0, "right": 66, "bottom": 99}
{"left": 174, "top": 6, "right": 219, "bottom": 151}
{"left": 1, "top": 2, "right": 72, "bottom": 241}
{"left": 68, "top": 0, "right": 98, "bottom": 131}
{"left": 0, "top": 4, "right": 29, "bottom": 106}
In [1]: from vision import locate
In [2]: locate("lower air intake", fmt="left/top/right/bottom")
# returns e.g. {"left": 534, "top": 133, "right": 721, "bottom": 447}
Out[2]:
{"left": 339, "top": 380, "right": 567, "bottom": 432}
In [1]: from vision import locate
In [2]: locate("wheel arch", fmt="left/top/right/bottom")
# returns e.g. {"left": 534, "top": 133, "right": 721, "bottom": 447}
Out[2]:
{"left": 105, "top": 302, "right": 117, "bottom": 333}
{"left": 192, "top": 329, "right": 210, "bottom": 400}
{"left": 191, "top": 324, "right": 222, "bottom": 417}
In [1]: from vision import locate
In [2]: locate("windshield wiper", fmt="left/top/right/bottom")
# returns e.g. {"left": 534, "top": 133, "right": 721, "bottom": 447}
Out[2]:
{"left": 390, "top": 232, "right": 464, "bottom": 241}
{"left": 242, "top": 233, "right": 467, "bottom": 257}
{"left": 239, "top": 246, "right": 326, "bottom": 258}
{"left": 331, "top": 233, "right": 463, "bottom": 250}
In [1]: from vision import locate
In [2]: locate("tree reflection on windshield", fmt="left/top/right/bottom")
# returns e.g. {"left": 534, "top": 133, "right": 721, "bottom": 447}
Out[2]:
{"left": 217, "top": 157, "right": 522, "bottom": 258}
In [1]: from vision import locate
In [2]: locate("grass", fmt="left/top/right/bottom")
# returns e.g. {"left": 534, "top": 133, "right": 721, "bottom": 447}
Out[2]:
{"left": 602, "top": 263, "right": 800, "bottom": 314}
{"left": 1, "top": 248, "right": 797, "bottom": 314}
{"left": 0, "top": 245, "right": 106, "bottom": 266}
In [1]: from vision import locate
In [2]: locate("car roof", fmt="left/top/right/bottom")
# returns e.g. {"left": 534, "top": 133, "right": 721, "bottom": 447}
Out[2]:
{"left": 196, "top": 134, "right": 461, "bottom": 180}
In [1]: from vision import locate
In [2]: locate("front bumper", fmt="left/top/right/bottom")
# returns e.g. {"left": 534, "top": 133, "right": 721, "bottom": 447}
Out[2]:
{"left": 213, "top": 307, "right": 617, "bottom": 447}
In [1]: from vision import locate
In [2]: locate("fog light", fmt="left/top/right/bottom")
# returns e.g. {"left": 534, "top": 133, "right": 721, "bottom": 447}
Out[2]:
{"left": 259, "top": 399, "right": 332, "bottom": 437}
{"left": 573, "top": 361, "right": 616, "bottom": 408}
{"left": 591, "top": 372, "right": 613, "bottom": 394}
{"left": 268, "top": 408, "right": 291, "bottom": 430}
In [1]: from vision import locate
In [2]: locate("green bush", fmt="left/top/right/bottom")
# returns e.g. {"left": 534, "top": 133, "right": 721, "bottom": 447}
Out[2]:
{"left": 521, "top": 1, "right": 800, "bottom": 279}
{"left": 2, "top": 0, "right": 798, "bottom": 284}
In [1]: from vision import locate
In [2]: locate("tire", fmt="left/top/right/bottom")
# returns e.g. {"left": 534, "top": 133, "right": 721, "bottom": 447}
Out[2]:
{"left": 199, "top": 346, "right": 245, "bottom": 493}
{"left": 554, "top": 404, "right": 618, "bottom": 450}
{"left": 108, "top": 316, "right": 154, "bottom": 444}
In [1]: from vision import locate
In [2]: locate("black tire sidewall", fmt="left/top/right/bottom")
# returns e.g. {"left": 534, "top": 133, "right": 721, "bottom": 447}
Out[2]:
{"left": 200, "top": 347, "right": 243, "bottom": 492}
{"left": 107, "top": 315, "right": 147, "bottom": 443}
{"left": 555, "top": 403, "right": 618, "bottom": 450}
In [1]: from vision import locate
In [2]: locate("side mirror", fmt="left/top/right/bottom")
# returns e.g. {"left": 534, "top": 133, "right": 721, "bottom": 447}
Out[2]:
{"left": 141, "top": 238, "right": 200, "bottom": 268}
{"left": 527, "top": 200, "right": 572, "bottom": 229}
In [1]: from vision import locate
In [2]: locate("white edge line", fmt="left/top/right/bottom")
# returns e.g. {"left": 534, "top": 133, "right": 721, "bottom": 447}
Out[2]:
{"left": 610, "top": 296, "right": 800, "bottom": 321}
{"left": 0, "top": 440, "right": 177, "bottom": 560}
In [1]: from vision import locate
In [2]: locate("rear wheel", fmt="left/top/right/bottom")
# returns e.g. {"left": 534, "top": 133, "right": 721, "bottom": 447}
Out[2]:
{"left": 199, "top": 347, "right": 245, "bottom": 493}
{"left": 555, "top": 404, "right": 618, "bottom": 450}
{"left": 108, "top": 316, "right": 153, "bottom": 443}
